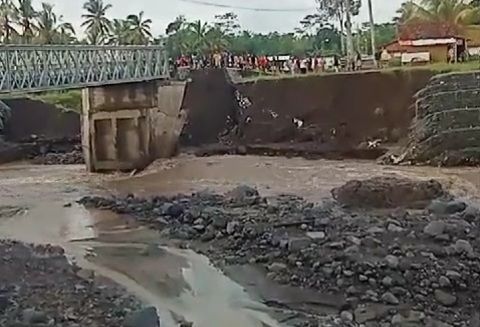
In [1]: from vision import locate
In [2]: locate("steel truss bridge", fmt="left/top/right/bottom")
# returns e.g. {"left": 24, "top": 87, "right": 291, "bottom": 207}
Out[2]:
{"left": 0, "top": 45, "right": 169, "bottom": 94}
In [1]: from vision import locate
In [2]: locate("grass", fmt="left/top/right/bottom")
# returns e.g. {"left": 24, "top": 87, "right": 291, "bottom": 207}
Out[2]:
{"left": 31, "top": 90, "right": 82, "bottom": 112}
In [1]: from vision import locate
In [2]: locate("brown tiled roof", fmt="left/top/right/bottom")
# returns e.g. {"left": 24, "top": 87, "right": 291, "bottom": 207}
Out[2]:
{"left": 398, "top": 22, "right": 460, "bottom": 40}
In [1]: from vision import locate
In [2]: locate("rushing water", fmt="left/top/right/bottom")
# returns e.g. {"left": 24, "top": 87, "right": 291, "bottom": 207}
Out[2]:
{"left": 1, "top": 156, "right": 480, "bottom": 326}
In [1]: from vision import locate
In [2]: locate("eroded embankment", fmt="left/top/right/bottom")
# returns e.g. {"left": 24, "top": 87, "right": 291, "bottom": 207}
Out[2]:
{"left": 181, "top": 69, "right": 435, "bottom": 159}
{"left": 0, "top": 98, "right": 82, "bottom": 164}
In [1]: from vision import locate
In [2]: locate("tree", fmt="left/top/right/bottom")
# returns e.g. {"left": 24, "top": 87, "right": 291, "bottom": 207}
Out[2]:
{"left": 214, "top": 12, "right": 240, "bottom": 36}
{"left": 36, "top": 2, "right": 75, "bottom": 44}
{"left": 108, "top": 18, "right": 129, "bottom": 44}
{"left": 126, "top": 11, "right": 152, "bottom": 44}
{"left": 81, "top": 0, "right": 112, "bottom": 44}
{"left": 0, "top": 0, "right": 18, "bottom": 43}
{"left": 396, "top": 0, "right": 480, "bottom": 26}
{"left": 367, "top": 0, "right": 376, "bottom": 63}
{"left": 188, "top": 20, "right": 209, "bottom": 52}
{"left": 315, "top": 0, "right": 361, "bottom": 57}
{"left": 17, "top": 0, "right": 37, "bottom": 42}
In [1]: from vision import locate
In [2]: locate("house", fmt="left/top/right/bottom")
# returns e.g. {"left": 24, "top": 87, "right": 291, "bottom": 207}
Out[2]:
{"left": 383, "top": 22, "right": 467, "bottom": 63}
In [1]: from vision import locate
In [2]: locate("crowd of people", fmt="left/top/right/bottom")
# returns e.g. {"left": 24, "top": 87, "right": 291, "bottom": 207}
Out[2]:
{"left": 171, "top": 52, "right": 344, "bottom": 75}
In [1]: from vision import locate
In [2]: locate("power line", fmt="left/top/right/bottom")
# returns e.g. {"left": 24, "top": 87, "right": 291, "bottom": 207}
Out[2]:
{"left": 177, "top": 0, "right": 315, "bottom": 12}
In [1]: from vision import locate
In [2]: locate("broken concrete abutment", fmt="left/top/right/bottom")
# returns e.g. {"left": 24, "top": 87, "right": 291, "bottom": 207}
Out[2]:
{"left": 3, "top": 68, "right": 480, "bottom": 169}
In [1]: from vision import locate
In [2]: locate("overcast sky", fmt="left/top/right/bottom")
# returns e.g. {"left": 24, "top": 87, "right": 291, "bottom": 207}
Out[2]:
{"left": 37, "top": 0, "right": 404, "bottom": 35}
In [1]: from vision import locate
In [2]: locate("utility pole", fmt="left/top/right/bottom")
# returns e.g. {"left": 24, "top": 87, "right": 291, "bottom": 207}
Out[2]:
{"left": 367, "top": 0, "right": 377, "bottom": 66}
{"left": 344, "top": 0, "right": 354, "bottom": 69}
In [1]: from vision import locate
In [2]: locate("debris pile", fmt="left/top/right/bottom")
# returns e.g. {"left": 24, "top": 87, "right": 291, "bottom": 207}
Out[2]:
{"left": 80, "top": 177, "right": 480, "bottom": 326}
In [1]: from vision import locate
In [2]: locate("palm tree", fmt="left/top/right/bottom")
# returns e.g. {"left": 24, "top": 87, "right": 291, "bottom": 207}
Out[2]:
{"left": 108, "top": 18, "right": 129, "bottom": 44}
{"left": 81, "top": 0, "right": 112, "bottom": 44}
{"left": 188, "top": 20, "right": 209, "bottom": 52}
{"left": 36, "top": 2, "right": 57, "bottom": 43}
{"left": 35, "top": 2, "right": 75, "bottom": 44}
{"left": 17, "top": 0, "right": 37, "bottom": 42}
{"left": 0, "top": 0, "right": 18, "bottom": 43}
{"left": 397, "top": 0, "right": 479, "bottom": 26}
{"left": 126, "top": 11, "right": 152, "bottom": 44}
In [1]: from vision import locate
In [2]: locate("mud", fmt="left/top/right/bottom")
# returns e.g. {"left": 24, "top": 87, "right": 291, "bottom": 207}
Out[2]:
{"left": 233, "top": 70, "right": 434, "bottom": 146}
{"left": 2, "top": 98, "right": 79, "bottom": 142}
{"left": 180, "top": 69, "right": 236, "bottom": 146}
{"left": 179, "top": 69, "right": 434, "bottom": 161}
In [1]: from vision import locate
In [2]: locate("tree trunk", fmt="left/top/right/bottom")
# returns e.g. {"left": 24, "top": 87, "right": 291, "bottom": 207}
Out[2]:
{"left": 344, "top": 0, "right": 354, "bottom": 69}
{"left": 367, "top": 0, "right": 377, "bottom": 65}
{"left": 338, "top": 14, "right": 345, "bottom": 55}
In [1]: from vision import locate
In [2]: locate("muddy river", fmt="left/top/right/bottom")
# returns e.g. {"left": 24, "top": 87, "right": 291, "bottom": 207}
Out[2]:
{"left": 1, "top": 155, "right": 480, "bottom": 326}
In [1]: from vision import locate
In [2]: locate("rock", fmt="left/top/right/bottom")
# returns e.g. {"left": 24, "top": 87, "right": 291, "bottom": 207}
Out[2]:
{"left": 226, "top": 221, "right": 240, "bottom": 235}
{"left": 212, "top": 215, "right": 228, "bottom": 229}
{"left": 385, "top": 255, "right": 400, "bottom": 269}
{"left": 445, "top": 270, "right": 461, "bottom": 280}
{"left": 340, "top": 311, "right": 354, "bottom": 322}
{"left": 306, "top": 231, "right": 326, "bottom": 240}
{"left": 446, "top": 200, "right": 467, "bottom": 214}
{"left": 22, "top": 308, "right": 49, "bottom": 324}
{"left": 438, "top": 276, "right": 451, "bottom": 288}
{"left": 288, "top": 237, "right": 312, "bottom": 251}
{"left": 381, "top": 292, "right": 400, "bottom": 305}
{"left": 368, "top": 226, "right": 385, "bottom": 234}
{"left": 166, "top": 203, "right": 184, "bottom": 218}
{"left": 391, "top": 311, "right": 425, "bottom": 325}
{"left": 268, "top": 262, "right": 287, "bottom": 272}
{"left": 355, "top": 306, "right": 381, "bottom": 323}
{"left": 315, "top": 217, "right": 331, "bottom": 227}
{"left": 423, "top": 221, "right": 446, "bottom": 237}
{"left": 462, "top": 205, "right": 480, "bottom": 221}
{"left": 125, "top": 307, "right": 160, "bottom": 327}
{"left": 347, "top": 235, "right": 362, "bottom": 246}
{"left": 434, "top": 289, "right": 457, "bottom": 307}
{"left": 76, "top": 268, "right": 94, "bottom": 281}
{"left": 428, "top": 200, "right": 466, "bottom": 215}
{"left": 388, "top": 223, "right": 405, "bottom": 232}
{"left": 382, "top": 276, "right": 394, "bottom": 287}
{"left": 454, "top": 239, "right": 474, "bottom": 256}
{"left": 193, "top": 224, "right": 205, "bottom": 232}
{"left": 226, "top": 185, "right": 259, "bottom": 202}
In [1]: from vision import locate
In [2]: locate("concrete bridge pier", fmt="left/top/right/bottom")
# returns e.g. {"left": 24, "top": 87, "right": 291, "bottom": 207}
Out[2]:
{"left": 81, "top": 80, "right": 186, "bottom": 172}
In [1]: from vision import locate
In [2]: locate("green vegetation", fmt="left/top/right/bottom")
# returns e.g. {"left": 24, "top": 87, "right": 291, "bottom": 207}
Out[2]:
{"left": 30, "top": 90, "right": 82, "bottom": 112}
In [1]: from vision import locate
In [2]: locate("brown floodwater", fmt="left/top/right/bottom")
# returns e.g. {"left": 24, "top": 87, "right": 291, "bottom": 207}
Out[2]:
{"left": 1, "top": 156, "right": 480, "bottom": 326}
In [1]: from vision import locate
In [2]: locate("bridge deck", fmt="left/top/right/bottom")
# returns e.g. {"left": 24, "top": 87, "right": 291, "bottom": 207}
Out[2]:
{"left": 0, "top": 45, "right": 169, "bottom": 94}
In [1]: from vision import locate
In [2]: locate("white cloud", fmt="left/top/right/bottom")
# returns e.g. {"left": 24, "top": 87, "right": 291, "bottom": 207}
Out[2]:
{"left": 35, "top": 0, "right": 403, "bottom": 36}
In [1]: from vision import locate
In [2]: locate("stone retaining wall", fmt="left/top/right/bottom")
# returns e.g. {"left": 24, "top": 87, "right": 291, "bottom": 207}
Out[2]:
{"left": 400, "top": 70, "right": 480, "bottom": 165}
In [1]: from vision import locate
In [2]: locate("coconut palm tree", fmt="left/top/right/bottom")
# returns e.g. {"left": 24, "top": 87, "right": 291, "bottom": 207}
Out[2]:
{"left": 36, "top": 2, "right": 75, "bottom": 44}
{"left": 0, "top": 0, "right": 18, "bottom": 43}
{"left": 108, "top": 18, "right": 129, "bottom": 44}
{"left": 126, "top": 11, "right": 152, "bottom": 44}
{"left": 396, "top": 0, "right": 479, "bottom": 26}
{"left": 81, "top": 0, "right": 112, "bottom": 44}
{"left": 188, "top": 20, "right": 209, "bottom": 52}
{"left": 17, "top": 0, "right": 37, "bottom": 42}
{"left": 36, "top": 2, "right": 57, "bottom": 43}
